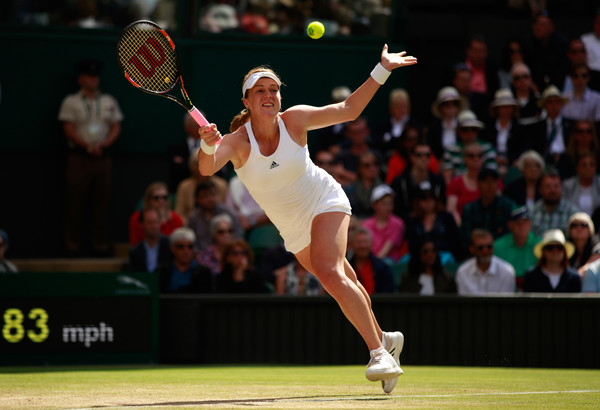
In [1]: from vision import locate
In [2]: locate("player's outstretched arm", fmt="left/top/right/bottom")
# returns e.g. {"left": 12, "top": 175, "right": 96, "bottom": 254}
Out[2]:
{"left": 198, "top": 124, "right": 230, "bottom": 176}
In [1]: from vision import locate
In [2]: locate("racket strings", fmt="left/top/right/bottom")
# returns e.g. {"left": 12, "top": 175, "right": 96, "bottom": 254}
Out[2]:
{"left": 117, "top": 23, "right": 178, "bottom": 93}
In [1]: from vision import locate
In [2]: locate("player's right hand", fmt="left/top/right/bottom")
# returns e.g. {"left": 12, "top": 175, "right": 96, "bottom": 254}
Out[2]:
{"left": 200, "top": 124, "right": 222, "bottom": 145}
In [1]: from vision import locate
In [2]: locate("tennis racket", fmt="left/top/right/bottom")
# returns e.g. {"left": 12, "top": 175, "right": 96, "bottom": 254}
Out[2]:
{"left": 116, "top": 20, "right": 209, "bottom": 127}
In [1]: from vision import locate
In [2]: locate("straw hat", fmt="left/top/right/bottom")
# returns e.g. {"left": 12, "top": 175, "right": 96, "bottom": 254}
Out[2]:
{"left": 567, "top": 212, "right": 595, "bottom": 236}
{"left": 537, "top": 85, "right": 569, "bottom": 108}
{"left": 457, "top": 109, "right": 484, "bottom": 129}
{"left": 431, "top": 86, "right": 465, "bottom": 118}
{"left": 490, "top": 88, "right": 519, "bottom": 116}
{"left": 533, "top": 229, "right": 575, "bottom": 259}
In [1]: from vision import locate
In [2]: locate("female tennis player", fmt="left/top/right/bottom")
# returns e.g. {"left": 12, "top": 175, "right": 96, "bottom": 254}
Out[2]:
{"left": 198, "top": 44, "right": 416, "bottom": 393}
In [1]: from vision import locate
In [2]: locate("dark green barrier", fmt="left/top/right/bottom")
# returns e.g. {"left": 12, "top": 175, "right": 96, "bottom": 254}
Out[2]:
{"left": 0, "top": 272, "right": 159, "bottom": 365}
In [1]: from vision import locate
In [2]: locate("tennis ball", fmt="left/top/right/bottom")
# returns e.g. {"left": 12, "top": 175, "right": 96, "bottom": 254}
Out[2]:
{"left": 307, "top": 21, "right": 324, "bottom": 39}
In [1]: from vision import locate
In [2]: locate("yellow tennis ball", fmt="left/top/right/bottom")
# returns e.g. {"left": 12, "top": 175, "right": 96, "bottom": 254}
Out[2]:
{"left": 307, "top": 21, "right": 324, "bottom": 39}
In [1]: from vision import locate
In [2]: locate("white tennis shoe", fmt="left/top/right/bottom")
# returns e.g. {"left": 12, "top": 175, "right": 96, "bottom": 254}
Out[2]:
{"left": 381, "top": 331, "right": 404, "bottom": 393}
{"left": 365, "top": 347, "right": 403, "bottom": 382}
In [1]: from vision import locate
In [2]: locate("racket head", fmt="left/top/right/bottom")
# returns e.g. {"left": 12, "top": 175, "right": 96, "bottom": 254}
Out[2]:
{"left": 117, "top": 20, "right": 181, "bottom": 97}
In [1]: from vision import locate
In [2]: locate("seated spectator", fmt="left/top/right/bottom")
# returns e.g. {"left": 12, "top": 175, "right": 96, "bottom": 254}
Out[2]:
{"left": 373, "top": 88, "right": 414, "bottom": 159}
{"left": 530, "top": 168, "right": 580, "bottom": 236}
{"left": 566, "top": 212, "right": 598, "bottom": 270}
{"left": 405, "top": 181, "right": 458, "bottom": 260}
{"left": 427, "top": 86, "right": 465, "bottom": 159}
{"left": 399, "top": 236, "right": 457, "bottom": 295}
{"left": 216, "top": 239, "right": 269, "bottom": 293}
{"left": 494, "top": 207, "right": 542, "bottom": 290}
{"left": 562, "top": 63, "right": 600, "bottom": 123}
{"left": 348, "top": 226, "right": 395, "bottom": 295}
{"left": 274, "top": 257, "right": 324, "bottom": 296}
{"left": 197, "top": 213, "right": 236, "bottom": 277}
{"left": 483, "top": 88, "right": 525, "bottom": 172}
{"left": 509, "top": 62, "right": 541, "bottom": 125}
{"left": 498, "top": 37, "right": 526, "bottom": 89}
{"left": 362, "top": 185, "right": 405, "bottom": 263}
{"left": 385, "top": 125, "right": 439, "bottom": 185}
{"left": 226, "top": 175, "right": 269, "bottom": 236}
{"left": 313, "top": 86, "right": 351, "bottom": 154}
{"left": 187, "top": 181, "right": 241, "bottom": 251}
{"left": 335, "top": 117, "right": 382, "bottom": 183}
{"left": 174, "top": 148, "right": 228, "bottom": 225}
{"left": 258, "top": 242, "right": 295, "bottom": 290}
{"left": 459, "top": 168, "right": 516, "bottom": 250}
{"left": 503, "top": 150, "right": 544, "bottom": 208}
{"left": 128, "top": 208, "right": 172, "bottom": 273}
{"left": 564, "top": 119, "right": 600, "bottom": 174}
{"left": 314, "top": 149, "right": 349, "bottom": 187}
{"left": 562, "top": 152, "right": 600, "bottom": 216}
{"left": 390, "top": 141, "right": 445, "bottom": 220}
{"left": 563, "top": 38, "right": 589, "bottom": 94}
{"left": 159, "top": 227, "right": 213, "bottom": 294}
{"left": 0, "top": 229, "right": 17, "bottom": 273}
{"left": 442, "top": 110, "right": 496, "bottom": 184}
{"left": 129, "top": 181, "right": 184, "bottom": 247}
{"left": 455, "top": 229, "right": 516, "bottom": 295}
{"left": 446, "top": 142, "right": 486, "bottom": 226}
{"left": 524, "top": 229, "right": 582, "bottom": 293}
{"left": 343, "top": 150, "right": 384, "bottom": 219}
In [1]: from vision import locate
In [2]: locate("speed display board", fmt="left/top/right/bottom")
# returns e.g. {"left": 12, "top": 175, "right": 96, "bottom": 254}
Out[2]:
{"left": 0, "top": 272, "right": 158, "bottom": 365}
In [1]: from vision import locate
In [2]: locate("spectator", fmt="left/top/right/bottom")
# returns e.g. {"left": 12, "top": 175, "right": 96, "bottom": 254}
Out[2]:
{"left": 196, "top": 213, "right": 236, "bottom": 277}
{"left": 225, "top": 175, "right": 269, "bottom": 235}
{"left": 373, "top": 88, "right": 413, "bottom": 159}
{"left": 187, "top": 181, "right": 241, "bottom": 251}
{"left": 498, "top": 37, "right": 526, "bottom": 89}
{"left": 509, "top": 62, "right": 541, "bottom": 125}
{"left": 581, "top": 12, "right": 600, "bottom": 91}
{"left": 529, "top": 168, "right": 579, "bottom": 236}
{"left": 503, "top": 150, "right": 544, "bottom": 208}
{"left": 455, "top": 229, "right": 516, "bottom": 295}
{"left": 174, "top": 148, "right": 228, "bottom": 224}
{"left": 167, "top": 113, "right": 202, "bottom": 192}
{"left": 446, "top": 142, "right": 486, "bottom": 226}
{"left": 216, "top": 239, "right": 269, "bottom": 293}
{"left": 258, "top": 242, "right": 295, "bottom": 290}
{"left": 399, "top": 236, "right": 456, "bottom": 295}
{"left": 405, "top": 181, "right": 458, "bottom": 260}
{"left": 344, "top": 150, "right": 384, "bottom": 219}
{"left": 582, "top": 245, "right": 600, "bottom": 291}
{"left": 566, "top": 212, "right": 598, "bottom": 270}
{"left": 562, "top": 63, "right": 600, "bottom": 123}
{"left": 275, "top": 257, "right": 324, "bottom": 296}
{"left": 524, "top": 229, "right": 582, "bottom": 292}
{"left": 459, "top": 168, "right": 516, "bottom": 249}
{"left": 362, "top": 185, "right": 405, "bottom": 263}
{"left": 385, "top": 125, "right": 439, "bottom": 186}
{"left": 521, "top": 11, "right": 569, "bottom": 92}
{"left": 483, "top": 88, "right": 525, "bottom": 171}
{"left": 58, "top": 58, "right": 123, "bottom": 257}
{"left": 314, "top": 149, "right": 349, "bottom": 187}
{"left": 564, "top": 119, "right": 600, "bottom": 173}
{"left": 427, "top": 86, "right": 465, "bottom": 159}
{"left": 347, "top": 227, "right": 395, "bottom": 295}
{"left": 0, "top": 230, "right": 17, "bottom": 273}
{"left": 442, "top": 110, "right": 496, "bottom": 184}
{"left": 563, "top": 39, "right": 589, "bottom": 94}
{"left": 562, "top": 152, "right": 600, "bottom": 216}
{"left": 451, "top": 63, "right": 473, "bottom": 114}
{"left": 336, "top": 116, "right": 381, "bottom": 183}
{"left": 313, "top": 85, "right": 352, "bottom": 154}
{"left": 129, "top": 181, "right": 184, "bottom": 247}
{"left": 494, "top": 206, "right": 542, "bottom": 290}
{"left": 128, "top": 208, "right": 172, "bottom": 273}
{"left": 390, "top": 142, "right": 445, "bottom": 220}
{"left": 159, "top": 227, "right": 213, "bottom": 294}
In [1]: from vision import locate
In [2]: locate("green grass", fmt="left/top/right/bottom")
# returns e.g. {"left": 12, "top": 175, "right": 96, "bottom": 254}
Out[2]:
{"left": 0, "top": 365, "right": 599, "bottom": 408}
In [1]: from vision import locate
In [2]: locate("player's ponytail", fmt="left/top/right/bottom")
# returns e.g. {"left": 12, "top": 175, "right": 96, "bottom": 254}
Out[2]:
{"left": 230, "top": 109, "right": 250, "bottom": 132}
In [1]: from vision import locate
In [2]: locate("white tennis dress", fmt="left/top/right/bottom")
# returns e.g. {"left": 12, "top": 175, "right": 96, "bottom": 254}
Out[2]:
{"left": 235, "top": 117, "right": 351, "bottom": 254}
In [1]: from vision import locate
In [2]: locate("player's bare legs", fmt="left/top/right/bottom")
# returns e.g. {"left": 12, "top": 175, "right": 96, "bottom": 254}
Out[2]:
{"left": 295, "top": 212, "right": 381, "bottom": 350}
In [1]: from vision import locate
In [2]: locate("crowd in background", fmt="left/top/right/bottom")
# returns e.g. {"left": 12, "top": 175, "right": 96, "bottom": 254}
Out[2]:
{"left": 3, "top": 7, "right": 600, "bottom": 296}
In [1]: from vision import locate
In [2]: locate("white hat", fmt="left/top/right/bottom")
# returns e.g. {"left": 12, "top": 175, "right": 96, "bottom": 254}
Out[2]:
{"left": 370, "top": 184, "right": 394, "bottom": 204}
{"left": 537, "top": 85, "right": 569, "bottom": 108}
{"left": 457, "top": 109, "right": 484, "bottom": 129}
{"left": 431, "top": 86, "right": 465, "bottom": 118}
{"left": 567, "top": 212, "right": 595, "bottom": 236}
{"left": 331, "top": 86, "right": 351, "bottom": 103}
{"left": 491, "top": 88, "right": 519, "bottom": 108}
{"left": 533, "top": 229, "right": 575, "bottom": 259}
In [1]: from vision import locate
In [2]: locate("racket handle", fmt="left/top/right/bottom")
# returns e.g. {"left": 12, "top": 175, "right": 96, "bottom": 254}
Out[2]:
{"left": 189, "top": 106, "right": 209, "bottom": 127}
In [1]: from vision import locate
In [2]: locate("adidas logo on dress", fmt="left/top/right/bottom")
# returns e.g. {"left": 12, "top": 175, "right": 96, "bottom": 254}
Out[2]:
{"left": 270, "top": 161, "right": 279, "bottom": 169}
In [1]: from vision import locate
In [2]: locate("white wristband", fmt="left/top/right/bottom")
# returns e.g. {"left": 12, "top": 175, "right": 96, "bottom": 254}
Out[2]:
{"left": 370, "top": 63, "right": 391, "bottom": 85}
{"left": 200, "top": 139, "right": 217, "bottom": 155}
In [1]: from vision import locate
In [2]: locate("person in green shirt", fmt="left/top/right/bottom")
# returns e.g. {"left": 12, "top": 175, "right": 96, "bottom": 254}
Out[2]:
{"left": 494, "top": 206, "right": 542, "bottom": 291}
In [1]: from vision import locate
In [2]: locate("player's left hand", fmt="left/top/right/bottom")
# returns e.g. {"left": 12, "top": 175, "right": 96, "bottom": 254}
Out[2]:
{"left": 381, "top": 44, "right": 417, "bottom": 71}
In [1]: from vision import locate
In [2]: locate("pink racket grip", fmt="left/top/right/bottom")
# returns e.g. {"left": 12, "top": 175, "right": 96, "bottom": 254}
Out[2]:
{"left": 189, "top": 106, "right": 222, "bottom": 144}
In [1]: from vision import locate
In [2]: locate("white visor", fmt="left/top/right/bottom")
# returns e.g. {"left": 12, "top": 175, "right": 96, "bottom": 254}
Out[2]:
{"left": 242, "top": 71, "right": 281, "bottom": 97}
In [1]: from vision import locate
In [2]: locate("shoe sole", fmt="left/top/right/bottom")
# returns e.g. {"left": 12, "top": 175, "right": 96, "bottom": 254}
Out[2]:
{"left": 366, "top": 367, "right": 403, "bottom": 382}
{"left": 382, "top": 332, "right": 404, "bottom": 393}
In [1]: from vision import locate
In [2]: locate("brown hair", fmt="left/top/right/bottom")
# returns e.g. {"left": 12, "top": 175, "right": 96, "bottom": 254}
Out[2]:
{"left": 229, "top": 66, "right": 282, "bottom": 132}
{"left": 222, "top": 238, "right": 255, "bottom": 269}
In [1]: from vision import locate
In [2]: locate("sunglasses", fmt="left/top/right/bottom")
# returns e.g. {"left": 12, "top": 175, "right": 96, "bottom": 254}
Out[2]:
{"left": 175, "top": 243, "right": 194, "bottom": 250}
{"left": 475, "top": 244, "right": 493, "bottom": 251}
{"left": 217, "top": 229, "right": 234, "bottom": 235}
{"left": 572, "top": 73, "right": 589, "bottom": 79}
{"left": 465, "top": 152, "right": 484, "bottom": 159}
{"left": 543, "top": 244, "right": 564, "bottom": 252}
{"left": 152, "top": 194, "right": 169, "bottom": 201}
{"left": 421, "top": 247, "right": 437, "bottom": 254}
{"left": 576, "top": 128, "right": 593, "bottom": 134}
{"left": 570, "top": 222, "right": 589, "bottom": 229}
{"left": 512, "top": 74, "right": 530, "bottom": 81}
{"left": 413, "top": 152, "right": 431, "bottom": 158}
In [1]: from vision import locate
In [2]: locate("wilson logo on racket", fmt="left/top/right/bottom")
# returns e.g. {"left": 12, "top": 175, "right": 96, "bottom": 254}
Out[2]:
{"left": 128, "top": 37, "right": 167, "bottom": 78}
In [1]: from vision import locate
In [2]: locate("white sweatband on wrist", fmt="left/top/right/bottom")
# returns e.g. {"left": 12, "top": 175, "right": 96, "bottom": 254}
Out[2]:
{"left": 370, "top": 63, "right": 391, "bottom": 85}
{"left": 200, "top": 139, "right": 217, "bottom": 155}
